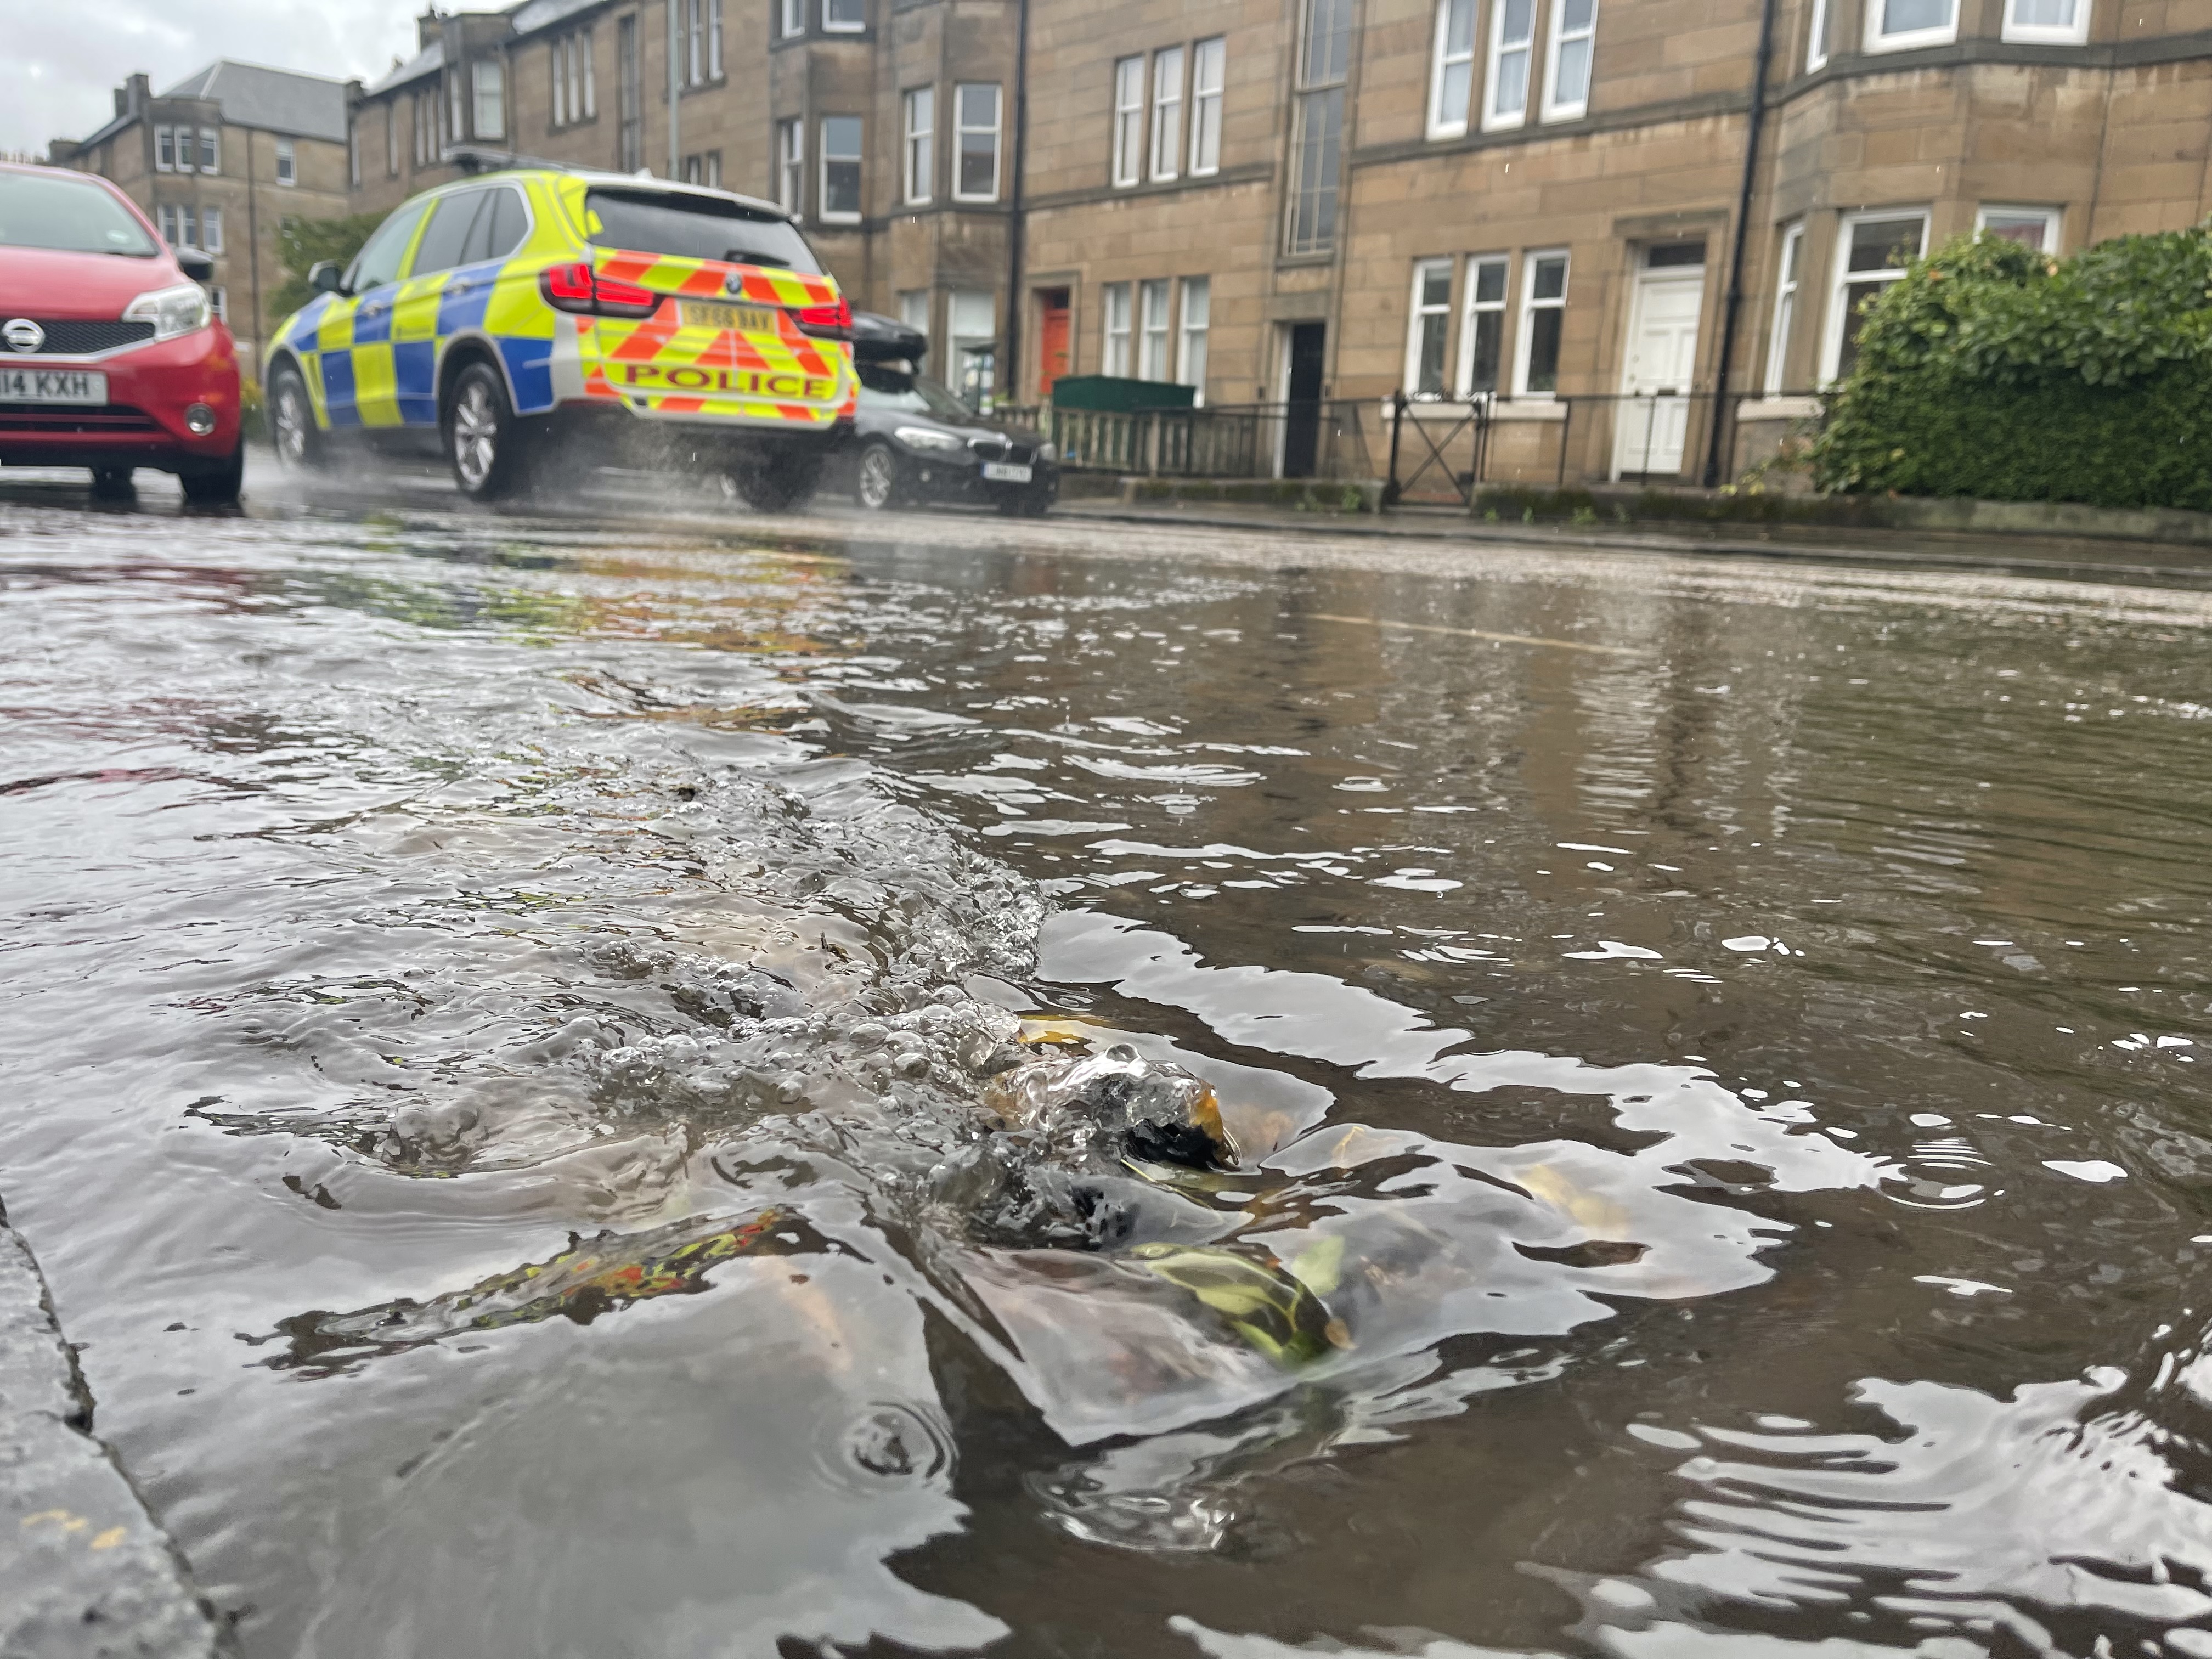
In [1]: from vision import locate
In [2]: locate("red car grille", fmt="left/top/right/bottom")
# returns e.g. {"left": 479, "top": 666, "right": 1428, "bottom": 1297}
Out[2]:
{"left": 0, "top": 404, "right": 165, "bottom": 435}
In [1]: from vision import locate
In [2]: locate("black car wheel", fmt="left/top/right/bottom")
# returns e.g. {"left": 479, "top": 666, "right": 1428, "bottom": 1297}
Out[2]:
{"left": 444, "top": 362, "right": 526, "bottom": 501}
{"left": 269, "top": 363, "right": 325, "bottom": 471}
{"left": 180, "top": 445, "right": 245, "bottom": 507}
{"left": 854, "top": 441, "right": 902, "bottom": 511}
{"left": 89, "top": 467, "right": 135, "bottom": 499}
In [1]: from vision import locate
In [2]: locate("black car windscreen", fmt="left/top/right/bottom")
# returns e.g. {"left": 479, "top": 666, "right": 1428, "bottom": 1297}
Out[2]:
{"left": 582, "top": 189, "right": 822, "bottom": 275}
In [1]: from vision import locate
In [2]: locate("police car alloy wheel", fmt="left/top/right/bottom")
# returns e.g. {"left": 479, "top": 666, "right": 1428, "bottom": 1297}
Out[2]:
{"left": 445, "top": 363, "right": 521, "bottom": 501}
{"left": 270, "top": 366, "right": 323, "bottom": 471}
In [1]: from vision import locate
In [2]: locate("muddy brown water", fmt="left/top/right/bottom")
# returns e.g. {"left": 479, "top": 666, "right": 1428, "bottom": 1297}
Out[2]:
{"left": 7, "top": 481, "right": 2212, "bottom": 1659}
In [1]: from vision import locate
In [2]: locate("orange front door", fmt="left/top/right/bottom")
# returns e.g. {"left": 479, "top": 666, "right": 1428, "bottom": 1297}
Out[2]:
{"left": 1038, "top": 299, "right": 1071, "bottom": 397}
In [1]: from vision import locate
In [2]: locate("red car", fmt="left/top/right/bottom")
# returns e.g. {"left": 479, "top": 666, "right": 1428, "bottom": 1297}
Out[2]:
{"left": 0, "top": 161, "right": 242, "bottom": 504}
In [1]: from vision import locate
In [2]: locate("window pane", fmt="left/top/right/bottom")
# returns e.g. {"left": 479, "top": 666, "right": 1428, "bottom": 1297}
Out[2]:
{"left": 1553, "top": 38, "right": 1591, "bottom": 107}
{"left": 958, "top": 84, "right": 999, "bottom": 197}
{"left": 2013, "top": 0, "right": 2075, "bottom": 21}
{"left": 1527, "top": 308, "right": 1563, "bottom": 392}
{"left": 1881, "top": 0, "right": 1952, "bottom": 32}
{"left": 1473, "top": 258, "right": 1508, "bottom": 304}
{"left": 1303, "top": 0, "right": 1352, "bottom": 86}
{"left": 1835, "top": 279, "right": 1895, "bottom": 378}
{"left": 412, "top": 192, "right": 484, "bottom": 274}
{"left": 1982, "top": 211, "right": 2052, "bottom": 247}
{"left": 1416, "top": 315, "right": 1448, "bottom": 394}
{"left": 1288, "top": 86, "right": 1342, "bottom": 254}
{"left": 1532, "top": 255, "right": 1567, "bottom": 301}
{"left": 1439, "top": 61, "right": 1472, "bottom": 125}
{"left": 1847, "top": 215, "right": 1923, "bottom": 273}
{"left": 584, "top": 188, "right": 822, "bottom": 270}
{"left": 825, "top": 0, "right": 865, "bottom": 27}
{"left": 1468, "top": 311, "right": 1503, "bottom": 392}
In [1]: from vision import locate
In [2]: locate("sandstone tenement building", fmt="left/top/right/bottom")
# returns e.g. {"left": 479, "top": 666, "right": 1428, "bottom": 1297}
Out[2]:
{"left": 59, "top": 0, "right": 2212, "bottom": 481}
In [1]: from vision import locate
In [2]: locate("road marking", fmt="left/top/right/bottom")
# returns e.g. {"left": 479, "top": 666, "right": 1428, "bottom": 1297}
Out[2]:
{"left": 1306, "top": 613, "right": 1638, "bottom": 657}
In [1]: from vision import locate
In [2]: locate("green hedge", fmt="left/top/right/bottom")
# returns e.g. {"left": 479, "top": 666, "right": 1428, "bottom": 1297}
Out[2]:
{"left": 1810, "top": 227, "right": 2212, "bottom": 511}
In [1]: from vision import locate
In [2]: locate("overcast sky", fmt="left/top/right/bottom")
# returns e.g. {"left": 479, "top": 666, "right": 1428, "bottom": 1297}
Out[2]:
{"left": 2, "top": 1, "right": 428, "bottom": 158}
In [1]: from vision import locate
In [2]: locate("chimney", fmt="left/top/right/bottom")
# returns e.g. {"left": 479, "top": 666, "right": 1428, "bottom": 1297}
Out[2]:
{"left": 418, "top": 9, "right": 444, "bottom": 52}
{"left": 123, "top": 72, "right": 151, "bottom": 118}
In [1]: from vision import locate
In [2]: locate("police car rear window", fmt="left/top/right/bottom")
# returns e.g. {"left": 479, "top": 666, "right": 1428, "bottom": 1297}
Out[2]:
{"left": 583, "top": 189, "right": 822, "bottom": 276}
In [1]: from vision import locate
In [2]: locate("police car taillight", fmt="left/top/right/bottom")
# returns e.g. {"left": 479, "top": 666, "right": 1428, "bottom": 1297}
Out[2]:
{"left": 539, "top": 261, "right": 662, "bottom": 319}
{"left": 791, "top": 296, "right": 854, "bottom": 341}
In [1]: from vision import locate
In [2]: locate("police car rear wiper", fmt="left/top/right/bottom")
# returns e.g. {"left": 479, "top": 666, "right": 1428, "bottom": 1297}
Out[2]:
{"left": 724, "top": 250, "right": 792, "bottom": 271}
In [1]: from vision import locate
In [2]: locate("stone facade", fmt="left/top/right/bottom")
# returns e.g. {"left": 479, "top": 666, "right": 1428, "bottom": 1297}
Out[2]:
{"left": 53, "top": 67, "right": 354, "bottom": 368}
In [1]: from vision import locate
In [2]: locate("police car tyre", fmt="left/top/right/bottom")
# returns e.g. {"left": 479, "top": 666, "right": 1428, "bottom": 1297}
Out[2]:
{"left": 732, "top": 451, "right": 824, "bottom": 515}
{"left": 444, "top": 362, "right": 524, "bottom": 501}
{"left": 89, "top": 467, "right": 134, "bottom": 499}
{"left": 854, "top": 441, "right": 902, "bottom": 511}
{"left": 180, "top": 444, "right": 244, "bottom": 507}
{"left": 269, "top": 364, "right": 325, "bottom": 472}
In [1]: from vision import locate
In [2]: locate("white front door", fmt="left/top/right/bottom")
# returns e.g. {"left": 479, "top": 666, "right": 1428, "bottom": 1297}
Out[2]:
{"left": 1612, "top": 272, "right": 1705, "bottom": 478}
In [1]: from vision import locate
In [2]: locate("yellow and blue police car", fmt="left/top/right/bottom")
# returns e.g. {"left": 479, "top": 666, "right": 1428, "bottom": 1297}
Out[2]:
{"left": 264, "top": 166, "right": 856, "bottom": 509}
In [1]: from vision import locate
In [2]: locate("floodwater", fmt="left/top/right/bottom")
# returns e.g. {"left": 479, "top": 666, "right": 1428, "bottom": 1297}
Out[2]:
{"left": 6, "top": 476, "right": 2212, "bottom": 1659}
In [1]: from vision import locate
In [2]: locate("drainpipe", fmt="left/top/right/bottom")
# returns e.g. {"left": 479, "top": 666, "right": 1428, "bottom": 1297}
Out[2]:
{"left": 1002, "top": 0, "right": 1031, "bottom": 405}
{"left": 667, "top": 0, "right": 681, "bottom": 179}
{"left": 1700, "top": 0, "right": 1779, "bottom": 488}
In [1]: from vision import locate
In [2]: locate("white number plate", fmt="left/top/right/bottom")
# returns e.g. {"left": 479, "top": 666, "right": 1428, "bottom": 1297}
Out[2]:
{"left": 0, "top": 368, "right": 108, "bottom": 405}
{"left": 981, "top": 462, "right": 1032, "bottom": 483}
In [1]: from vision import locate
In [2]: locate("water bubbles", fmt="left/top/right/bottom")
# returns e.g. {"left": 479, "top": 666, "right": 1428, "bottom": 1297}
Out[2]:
{"left": 818, "top": 1403, "right": 954, "bottom": 1493}
{"left": 1876, "top": 1137, "right": 2000, "bottom": 1210}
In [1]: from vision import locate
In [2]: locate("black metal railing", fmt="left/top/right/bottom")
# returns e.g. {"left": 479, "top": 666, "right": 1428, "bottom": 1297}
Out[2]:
{"left": 1046, "top": 399, "right": 1376, "bottom": 482}
{"left": 1383, "top": 389, "right": 1831, "bottom": 507}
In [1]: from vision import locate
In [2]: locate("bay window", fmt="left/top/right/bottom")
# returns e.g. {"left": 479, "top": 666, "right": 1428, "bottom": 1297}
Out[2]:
{"left": 1977, "top": 205, "right": 2060, "bottom": 252}
{"left": 1824, "top": 210, "right": 1928, "bottom": 382}
{"left": 473, "top": 61, "right": 505, "bottom": 140}
{"left": 903, "top": 87, "right": 934, "bottom": 205}
{"left": 1866, "top": 0, "right": 1957, "bottom": 52}
{"left": 2004, "top": 0, "right": 2088, "bottom": 42}
{"left": 956, "top": 83, "right": 1001, "bottom": 200}
{"left": 1765, "top": 222, "right": 1804, "bottom": 394}
{"left": 820, "top": 116, "right": 862, "bottom": 222}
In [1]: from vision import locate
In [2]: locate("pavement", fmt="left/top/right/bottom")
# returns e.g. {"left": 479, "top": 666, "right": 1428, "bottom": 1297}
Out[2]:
{"left": 0, "top": 1216, "right": 227, "bottom": 1657}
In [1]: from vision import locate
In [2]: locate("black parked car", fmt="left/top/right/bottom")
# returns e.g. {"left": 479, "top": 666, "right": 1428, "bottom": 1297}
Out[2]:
{"left": 833, "top": 313, "right": 1058, "bottom": 516}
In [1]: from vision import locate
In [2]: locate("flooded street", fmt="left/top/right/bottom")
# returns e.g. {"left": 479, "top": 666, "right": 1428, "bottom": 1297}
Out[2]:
{"left": 7, "top": 471, "right": 2212, "bottom": 1659}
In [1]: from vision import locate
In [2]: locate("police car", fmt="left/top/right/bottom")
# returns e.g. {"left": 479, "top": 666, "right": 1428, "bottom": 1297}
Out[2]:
{"left": 264, "top": 166, "right": 855, "bottom": 510}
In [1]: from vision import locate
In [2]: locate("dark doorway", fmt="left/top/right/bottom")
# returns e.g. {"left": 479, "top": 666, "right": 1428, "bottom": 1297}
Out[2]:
{"left": 1282, "top": 321, "right": 1326, "bottom": 478}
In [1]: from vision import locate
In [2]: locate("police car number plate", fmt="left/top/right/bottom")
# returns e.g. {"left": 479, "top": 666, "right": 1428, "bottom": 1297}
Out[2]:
{"left": 981, "top": 462, "right": 1032, "bottom": 483}
{"left": 680, "top": 301, "right": 780, "bottom": 335}
{"left": 0, "top": 368, "right": 106, "bottom": 405}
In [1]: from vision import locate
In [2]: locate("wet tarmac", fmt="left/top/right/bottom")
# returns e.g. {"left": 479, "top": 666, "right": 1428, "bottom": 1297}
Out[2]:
{"left": 7, "top": 459, "right": 2212, "bottom": 1658}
